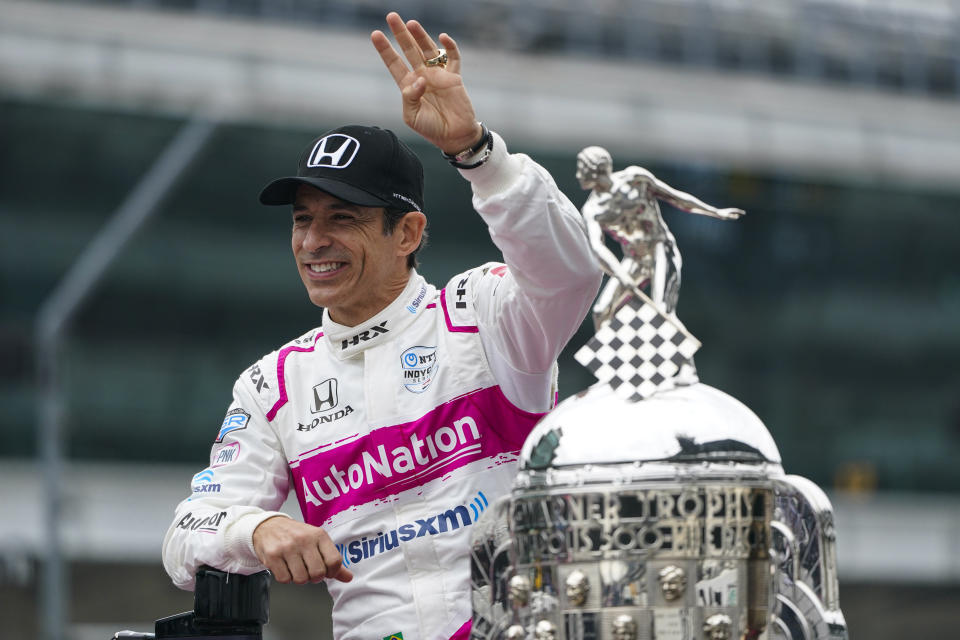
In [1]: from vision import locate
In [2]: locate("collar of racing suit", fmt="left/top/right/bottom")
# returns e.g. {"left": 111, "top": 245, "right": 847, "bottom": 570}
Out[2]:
{"left": 321, "top": 270, "right": 432, "bottom": 360}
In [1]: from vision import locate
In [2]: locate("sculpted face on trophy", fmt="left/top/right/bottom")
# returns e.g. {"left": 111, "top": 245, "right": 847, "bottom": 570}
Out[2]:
{"left": 510, "top": 575, "right": 530, "bottom": 607}
{"left": 509, "top": 574, "right": 532, "bottom": 608}
{"left": 564, "top": 570, "right": 590, "bottom": 607}
{"left": 611, "top": 614, "right": 637, "bottom": 640}
{"left": 703, "top": 613, "right": 734, "bottom": 640}
{"left": 534, "top": 619, "right": 557, "bottom": 640}
{"left": 505, "top": 625, "right": 525, "bottom": 640}
{"left": 658, "top": 565, "right": 687, "bottom": 602}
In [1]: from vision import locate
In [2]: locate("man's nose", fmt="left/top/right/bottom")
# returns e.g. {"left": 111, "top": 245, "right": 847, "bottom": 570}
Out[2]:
{"left": 302, "top": 219, "right": 333, "bottom": 252}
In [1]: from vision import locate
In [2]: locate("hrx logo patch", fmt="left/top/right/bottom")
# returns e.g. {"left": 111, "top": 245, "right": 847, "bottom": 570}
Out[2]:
{"left": 247, "top": 363, "right": 270, "bottom": 393}
{"left": 341, "top": 321, "right": 389, "bottom": 350}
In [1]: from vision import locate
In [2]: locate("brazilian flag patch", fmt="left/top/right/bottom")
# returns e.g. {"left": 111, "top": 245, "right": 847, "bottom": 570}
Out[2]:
{"left": 383, "top": 633, "right": 403, "bottom": 640}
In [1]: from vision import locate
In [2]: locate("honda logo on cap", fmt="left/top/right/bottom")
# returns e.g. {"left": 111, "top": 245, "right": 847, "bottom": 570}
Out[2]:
{"left": 307, "top": 134, "right": 360, "bottom": 169}
{"left": 311, "top": 378, "right": 339, "bottom": 413}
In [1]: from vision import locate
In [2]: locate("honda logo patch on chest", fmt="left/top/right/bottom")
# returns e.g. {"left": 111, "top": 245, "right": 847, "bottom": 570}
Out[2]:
{"left": 307, "top": 134, "right": 360, "bottom": 169}
{"left": 300, "top": 377, "right": 354, "bottom": 431}
{"left": 311, "top": 378, "right": 339, "bottom": 413}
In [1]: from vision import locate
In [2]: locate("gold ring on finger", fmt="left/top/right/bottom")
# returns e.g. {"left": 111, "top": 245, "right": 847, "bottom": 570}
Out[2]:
{"left": 424, "top": 48, "right": 448, "bottom": 68}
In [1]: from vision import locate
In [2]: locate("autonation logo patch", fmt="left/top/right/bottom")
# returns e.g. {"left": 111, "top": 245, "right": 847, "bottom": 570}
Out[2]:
{"left": 336, "top": 491, "right": 489, "bottom": 567}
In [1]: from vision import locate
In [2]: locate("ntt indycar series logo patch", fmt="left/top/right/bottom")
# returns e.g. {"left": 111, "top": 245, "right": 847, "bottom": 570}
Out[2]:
{"left": 336, "top": 492, "right": 488, "bottom": 567}
{"left": 400, "top": 345, "right": 438, "bottom": 393}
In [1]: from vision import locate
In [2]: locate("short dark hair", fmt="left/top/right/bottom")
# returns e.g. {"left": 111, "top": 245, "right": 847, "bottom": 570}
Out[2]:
{"left": 382, "top": 208, "right": 428, "bottom": 269}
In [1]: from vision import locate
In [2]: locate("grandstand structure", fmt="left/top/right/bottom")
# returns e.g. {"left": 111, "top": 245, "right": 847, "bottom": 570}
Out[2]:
{"left": 2, "top": 0, "right": 959, "bottom": 638}
{"left": 4, "top": 0, "right": 960, "bottom": 186}
{"left": 33, "top": 0, "right": 960, "bottom": 97}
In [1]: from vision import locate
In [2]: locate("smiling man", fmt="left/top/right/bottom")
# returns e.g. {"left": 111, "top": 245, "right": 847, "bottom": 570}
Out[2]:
{"left": 275, "top": 126, "right": 429, "bottom": 326}
{"left": 162, "top": 12, "right": 600, "bottom": 640}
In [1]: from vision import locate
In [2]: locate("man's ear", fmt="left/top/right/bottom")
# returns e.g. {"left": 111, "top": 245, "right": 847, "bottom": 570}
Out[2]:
{"left": 396, "top": 211, "right": 427, "bottom": 257}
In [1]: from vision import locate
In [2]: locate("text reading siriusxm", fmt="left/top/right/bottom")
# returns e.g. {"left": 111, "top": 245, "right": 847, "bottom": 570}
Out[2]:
{"left": 336, "top": 492, "right": 488, "bottom": 567}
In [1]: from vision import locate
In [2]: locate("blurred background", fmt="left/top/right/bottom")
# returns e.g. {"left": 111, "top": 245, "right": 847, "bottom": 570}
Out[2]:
{"left": 1, "top": 0, "right": 959, "bottom": 638}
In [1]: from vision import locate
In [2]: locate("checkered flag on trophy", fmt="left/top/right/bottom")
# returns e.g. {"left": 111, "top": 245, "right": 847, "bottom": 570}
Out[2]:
{"left": 575, "top": 297, "right": 700, "bottom": 401}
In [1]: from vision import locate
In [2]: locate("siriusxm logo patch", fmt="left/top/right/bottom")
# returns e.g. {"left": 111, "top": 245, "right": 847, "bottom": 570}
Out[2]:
{"left": 400, "top": 345, "right": 438, "bottom": 393}
{"left": 216, "top": 408, "right": 250, "bottom": 443}
{"left": 406, "top": 285, "right": 427, "bottom": 314}
{"left": 336, "top": 491, "right": 488, "bottom": 567}
{"left": 190, "top": 469, "right": 221, "bottom": 498}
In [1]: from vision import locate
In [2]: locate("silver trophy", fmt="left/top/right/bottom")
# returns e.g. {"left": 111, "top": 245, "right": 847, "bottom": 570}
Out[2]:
{"left": 469, "top": 150, "right": 847, "bottom": 640}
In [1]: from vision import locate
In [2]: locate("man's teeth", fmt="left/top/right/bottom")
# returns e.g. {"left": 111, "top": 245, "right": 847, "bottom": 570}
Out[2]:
{"left": 309, "top": 262, "right": 343, "bottom": 273}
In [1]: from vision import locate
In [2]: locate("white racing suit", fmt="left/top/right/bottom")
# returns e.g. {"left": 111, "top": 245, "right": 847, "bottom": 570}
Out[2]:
{"left": 162, "top": 132, "right": 601, "bottom": 640}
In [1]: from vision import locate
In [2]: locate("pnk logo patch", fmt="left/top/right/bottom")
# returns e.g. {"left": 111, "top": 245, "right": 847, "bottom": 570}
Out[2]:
{"left": 211, "top": 441, "right": 240, "bottom": 468}
{"left": 383, "top": 633, "right": 403, "bottom": 640}
{"left": 400, "top": 346, "right": 438, "bottom": 393}
{"left": 216, "top": 408, "right": 250, "bottom": 443}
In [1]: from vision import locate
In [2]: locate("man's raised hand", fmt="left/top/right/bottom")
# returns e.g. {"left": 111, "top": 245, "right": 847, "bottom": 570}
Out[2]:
{"left": 371, "top": 12, "right": 482, "bottom": 156}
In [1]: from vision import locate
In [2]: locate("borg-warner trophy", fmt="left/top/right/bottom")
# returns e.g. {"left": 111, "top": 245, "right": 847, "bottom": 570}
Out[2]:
{"left": 468, "top": 149, "right": 848, "bottom": 640}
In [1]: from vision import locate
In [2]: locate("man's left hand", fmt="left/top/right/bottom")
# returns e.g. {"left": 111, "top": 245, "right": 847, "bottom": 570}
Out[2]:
{"left": 371, "top": 12, "right": 483, "bottom": 155}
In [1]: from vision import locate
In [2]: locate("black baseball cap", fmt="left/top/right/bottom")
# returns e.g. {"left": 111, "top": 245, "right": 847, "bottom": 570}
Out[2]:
{"left": 259, "top": 125, "right": 424, "bottom": 212}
